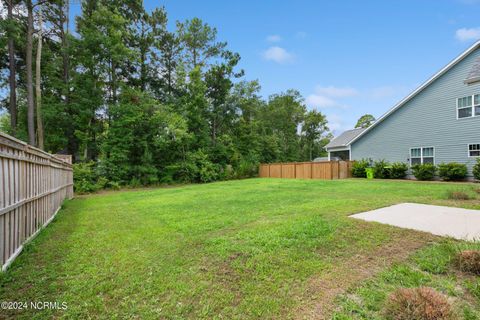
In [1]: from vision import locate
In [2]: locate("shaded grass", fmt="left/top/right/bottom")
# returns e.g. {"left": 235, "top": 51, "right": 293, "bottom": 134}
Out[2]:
{"left": 0, "top": 178, "right": 479, "bottom": 319}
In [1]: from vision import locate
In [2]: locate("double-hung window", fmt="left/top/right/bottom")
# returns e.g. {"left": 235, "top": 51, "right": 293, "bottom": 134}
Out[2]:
{"left": 469, "top": 144, "right": 480, "bottom": 157}
{"left": 457, "top": 94, "right": 480, "bottom": 118}
{"left": 410, "top": 147, "right": 434, "bottom": 165}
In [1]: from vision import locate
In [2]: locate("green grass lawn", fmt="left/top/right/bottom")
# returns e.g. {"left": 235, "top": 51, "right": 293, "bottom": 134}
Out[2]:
{"left": 1, "top": 178, "right": 479, "bottom": 319}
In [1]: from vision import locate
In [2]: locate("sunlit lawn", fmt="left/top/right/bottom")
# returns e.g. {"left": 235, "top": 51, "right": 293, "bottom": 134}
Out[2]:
{"left": 1, "top": 178, "right": 479, "bottom": 319}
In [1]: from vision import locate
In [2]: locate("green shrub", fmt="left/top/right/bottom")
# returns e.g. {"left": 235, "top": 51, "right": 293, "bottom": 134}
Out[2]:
{"left": 199, "top": 161, "right": 220, "bottom": 183}
{"left": 373, "top": 159, "right": 391, "bottom": 179}
{"left": 351, "top": 159, "right": 370, "bottom": 178}
{"left": 160, "top": 165, "right": 181, "bottom": 184}
{"left": 390, "top": 162, "right": 408, "bottom": 179}
{"left": 178, "top": 150, "right": 222, "bottom": 183}
{"left": 234, "top": 160, "right": 258, "bottom": 179}
{"left": 73, "top": 161, "right": 110, "bottom": 193}
{"left": 438, "top": 162, "right": 467, "bottom": 181}
{"left": 412, "top": 163, "right": 436, "bottom": 181}
{"left": 473, "top": 158, "right": 480, "bottom": 181}
{"left": 108, "top": 181, "right": 121, "bottom": 190}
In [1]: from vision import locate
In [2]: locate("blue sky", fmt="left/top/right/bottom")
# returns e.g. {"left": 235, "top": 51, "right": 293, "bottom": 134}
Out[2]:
{"left": 72, "top": 0, "right": 480, "bottom": 134}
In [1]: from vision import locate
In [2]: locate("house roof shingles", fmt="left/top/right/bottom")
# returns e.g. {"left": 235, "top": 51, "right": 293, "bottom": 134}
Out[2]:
{"left": 325, "top": 127, "right": 366, "bottom": 149}
{"left": 465, "top": 56, "right": 480, "bottom": 84}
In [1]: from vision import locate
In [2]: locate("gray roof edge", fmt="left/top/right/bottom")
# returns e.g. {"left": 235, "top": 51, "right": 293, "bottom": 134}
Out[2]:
{"left": 325, "top": 127, "right": 366, "bottom": 149}
{"left": 348, "top": 40, "right": 480, "bottom": 146}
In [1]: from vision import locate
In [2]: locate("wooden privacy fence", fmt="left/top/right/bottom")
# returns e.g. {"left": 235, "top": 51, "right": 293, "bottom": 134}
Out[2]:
{"left": 0, "top": 132, "right": 73, "bottom": 271}
{"left": 259, "top": 161, "right": 354, "bottom": 180}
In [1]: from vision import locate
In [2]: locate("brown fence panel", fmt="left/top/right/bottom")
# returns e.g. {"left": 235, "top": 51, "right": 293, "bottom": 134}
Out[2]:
{"left": 338, "top": 161, "right": 352, "bottom": 179}
{"left": 259, "top": 164, "right": 270, "bottom": 177}
{"left": 331, "top": 161, "right": 339, "bottom": 179}
{"left": 281, "top": 163, "right": 295, "bottom": 178}
{"left": 295, "top": 163, "right": 312, "bottom": 179}
{"left": 311, "top": 162, "right": 330, "bottom": 179}
{"left": 269, "top": 164, "right": 281, "bottom": 178}
{"left": 0, "top": 132, "right": 73, "bottom": 271}
{"left": 259, "top": 161, "right": 354, "bottom": 180}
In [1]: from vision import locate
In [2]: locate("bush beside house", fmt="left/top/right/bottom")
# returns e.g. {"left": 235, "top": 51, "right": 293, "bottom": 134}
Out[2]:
{"left": 390, "top": 162, "right": 409, "bottom": 179}
{"left": 438, "top": 163, "right": 468, "bottom": 181}
{"left": 352, "top": 158, "right": 477, "bottom": 183}
{"left": 411, "top": 163, "right": 437, "bottom": 181}
{"left": 352, "top": 159, "right": 370, "bottom": 178}
{"left": 473, "top": 158, "right": 480, "bottom": 181}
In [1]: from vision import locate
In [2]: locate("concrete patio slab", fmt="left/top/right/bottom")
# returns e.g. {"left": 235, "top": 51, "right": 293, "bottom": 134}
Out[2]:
{"left": 351, "top": 203, "right": 480, "bottom": 241}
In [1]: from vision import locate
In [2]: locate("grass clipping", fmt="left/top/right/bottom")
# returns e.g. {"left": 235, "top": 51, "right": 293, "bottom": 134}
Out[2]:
{"left": 384, "top": 287, "right": 452, "bottom": 320}
{"left": 456, "top": 250, "right": 480, "bottom": 275}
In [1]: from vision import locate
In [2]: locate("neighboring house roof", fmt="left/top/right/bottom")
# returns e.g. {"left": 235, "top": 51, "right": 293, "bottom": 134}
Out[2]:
{"left": 348, "top": 40, "right": 480, "bottom": 146}
{"left": 465, "top": 56, "right": 480, "bottom": 84}
{"left": 325, "top": 127, "right": 366, "bottom": 149}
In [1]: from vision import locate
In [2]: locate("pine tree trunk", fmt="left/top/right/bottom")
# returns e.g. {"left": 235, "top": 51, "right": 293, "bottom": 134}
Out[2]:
{"left": 36, "top": 7, "right": 44, "bottom": 149}
{"left": 7, "top": 0, "right": 17, "bottom": 136}
{"left": 26, "top": 0, "right": 36, "bottom": 146}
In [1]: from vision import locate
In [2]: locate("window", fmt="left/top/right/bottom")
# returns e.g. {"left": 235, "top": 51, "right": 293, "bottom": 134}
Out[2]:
{"left": 457, "top": 95, "right": 472, "bottom": 118}
{"left": 410, "top": 148, "right": 422, "bottom": 165}
{"left": 457, "top": 94, "right": 480, "bottom": 118}
{"left": 475, "top": 94, "right": 480, "bottom": 116}
{"left": 469, "top": 144, "right": 480, "bottom": 157}
{"left": 410, "top": 147, "right": 435, "bottom": 165}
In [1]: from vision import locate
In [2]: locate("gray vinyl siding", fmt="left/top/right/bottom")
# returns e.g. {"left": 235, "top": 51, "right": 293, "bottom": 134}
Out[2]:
{"left": 351, "top": 47, "right": 480, "bottom": 176}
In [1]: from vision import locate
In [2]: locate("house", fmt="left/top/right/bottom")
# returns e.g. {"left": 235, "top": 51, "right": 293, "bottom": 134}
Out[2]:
{"left": 325, "top": 40, "right": 480, "bottom": 177}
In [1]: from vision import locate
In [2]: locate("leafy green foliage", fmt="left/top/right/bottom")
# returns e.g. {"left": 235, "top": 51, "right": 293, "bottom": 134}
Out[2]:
{"left": 73, "top": 161, "right": 105, "bottom": 193}
{"left": 373, "top": 159, "right": 391, "bottom": 179}
{"left": 412, "top": 163, "right": 437, "bottom": 181}
{"left": 0, "top": 0, "right": 332, "bottom": 188}
{"left": 390, "top": 162, "right": 409, "bottom": 179}
{"left": 473, "top": 158, "right": 480, "bottom": 181}
{"left": 352, "top": 159, "right": 370, "bottom": 178}
{"left": 438, "top": 162, "right": 468, "bottom": 181}
{"left": 355, "top": 114, "right": 376, "bottom": 128}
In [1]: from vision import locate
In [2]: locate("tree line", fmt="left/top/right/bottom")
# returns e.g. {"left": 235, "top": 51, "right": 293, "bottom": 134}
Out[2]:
{"left": 0, "top": 0, "right": 333, "bottom": 187}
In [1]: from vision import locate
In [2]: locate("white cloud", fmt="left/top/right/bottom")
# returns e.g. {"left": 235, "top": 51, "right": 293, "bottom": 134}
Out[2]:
{"left": 327, "top": 114, "right": 350, "bottom": 134}
{"left": 314, "top": 85, "right": 358, "bottom": 98}
{"left": 262, "top": 46, "right": 294, "bottom": 64}
{"left": 455, "top": 27, "right": 480, "bottom": 42}
{"left": 266, "top": 35, "right": 282, "bottom": 43}
{"left": 306, "top": 95, "right": 338, "bottom": 108}
{"left": 305, "top": 85, "right": 357, "bottom": 109}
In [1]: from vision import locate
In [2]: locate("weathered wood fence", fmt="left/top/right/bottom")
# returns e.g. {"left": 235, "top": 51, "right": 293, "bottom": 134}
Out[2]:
{"left": 259, "top": 161, "right": 354, "bottom": 180}
{"left": 0, "top": 132, "right": 73, "bottom": 271}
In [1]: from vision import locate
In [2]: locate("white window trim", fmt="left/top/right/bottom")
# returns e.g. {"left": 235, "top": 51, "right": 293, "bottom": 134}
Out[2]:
{"left": 468, "top": 143, "right": 480, "bottom": 157}
{"left": 457, "top": 94, "right": 480, "bottom": 120}
{"left": 409, "top": 146, "right": 435, "bottom": 166}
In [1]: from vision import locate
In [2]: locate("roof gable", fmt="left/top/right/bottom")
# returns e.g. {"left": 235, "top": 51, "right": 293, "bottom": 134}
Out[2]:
{"left": 349, "top": 40, "right": 480, "bottom": 146}
{"left": 325, "top": 128, "right": 366, "bottom": 149}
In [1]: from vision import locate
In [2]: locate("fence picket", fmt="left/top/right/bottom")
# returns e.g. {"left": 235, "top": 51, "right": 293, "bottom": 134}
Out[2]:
{"left": 0, "top": 132, "right": 73, "bottom": 271}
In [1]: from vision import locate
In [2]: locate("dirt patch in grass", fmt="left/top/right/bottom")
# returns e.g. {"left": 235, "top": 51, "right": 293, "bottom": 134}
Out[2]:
{"left": 295, "top": 230, "right": 436, "bottom": 320}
